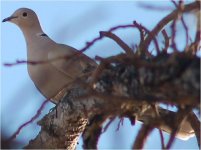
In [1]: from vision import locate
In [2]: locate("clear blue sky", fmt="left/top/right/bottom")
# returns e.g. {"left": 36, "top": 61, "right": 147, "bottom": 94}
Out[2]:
{"left": 1, "top": 0, "right": 199, "bottom": 149}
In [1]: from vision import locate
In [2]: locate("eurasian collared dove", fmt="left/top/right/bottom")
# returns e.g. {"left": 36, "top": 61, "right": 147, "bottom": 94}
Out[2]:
{"left": 2, "top": 8, "right": 195, "bottom": 141}
{"left": 2, "top": 8, "right": 97, "bottom": 103}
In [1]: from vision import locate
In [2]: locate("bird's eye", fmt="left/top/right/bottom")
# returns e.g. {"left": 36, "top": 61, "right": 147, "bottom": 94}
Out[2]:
{"left": 22, "top": 12, "right": 27, "bottom": 17}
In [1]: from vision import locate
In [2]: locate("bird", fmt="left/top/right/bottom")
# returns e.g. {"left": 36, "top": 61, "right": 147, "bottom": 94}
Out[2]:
{"left": 2, "top": 8, "right": 97, "bottom": 104}
{"left": 2, "top": 8, "right": 195, "bottom": 141}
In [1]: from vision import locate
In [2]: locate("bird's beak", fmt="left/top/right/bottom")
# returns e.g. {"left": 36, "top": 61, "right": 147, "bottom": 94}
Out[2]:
{"left": 2, "top": 16, "right": 18, "bottom": 22}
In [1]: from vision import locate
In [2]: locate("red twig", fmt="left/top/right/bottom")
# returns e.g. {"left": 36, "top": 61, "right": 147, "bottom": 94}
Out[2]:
{"left": 159, "top": 129, "right": 165, "bottom": 149}
{"left": 6, "top": 100, "right": 49, "bottom": 142}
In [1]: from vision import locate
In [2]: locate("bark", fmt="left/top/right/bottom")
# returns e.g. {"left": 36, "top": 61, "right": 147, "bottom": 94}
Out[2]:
{"left": 25, "top": 51, "right": 200, "bottom": 149}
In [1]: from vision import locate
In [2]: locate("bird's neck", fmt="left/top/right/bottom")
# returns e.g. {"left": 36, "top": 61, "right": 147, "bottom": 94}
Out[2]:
{"left": 21, "top": 26, "right": 46, "bottom": 61}
{"left": 21, "top": 25, "right": 43, "bottom": 44}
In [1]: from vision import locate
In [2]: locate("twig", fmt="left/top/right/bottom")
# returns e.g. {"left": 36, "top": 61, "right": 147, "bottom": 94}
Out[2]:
{"left": 142, "top": 1, "right": 200, "bottom": 51}
{"left": 4, "top": 24, "right": 136, "bottom": 67}
{"left": 80, "top": 24, "right": 138, "bottom": 52}
{"left": 152, "top": 105, "right": 165, "bottom": 149}
{"left": 4, "top": 59, "right": 45, "bottom": 66}
{"left": 171, "top": 0, "right": 179, "bottom": 8}
{"left": 165, "top": 107, "right": 192, "bottom": 149}
{"left": 187, "top": 112, "right": 200, "bottom": 148}
{"left": 133, "top": 21, "right": 160, "bottom": 56}
{"left": 132, "top": 124, "right": 154, "bottom": 149}
{"left": 6, "top": 100, "right": 49, "bottom": 142}
{"left": 171, "top": 19, "right": 178, "bottom": 52}
{"left": 99, "top": 31, "right": 134, "bottom": 55}
{"left": 102, "top": 117, "right": 115, "bottom": 133}
{"left": 137, "top": 24, "right": 145, "bottom": 47}
{"left": 116, "top": 118, "right": 124, "bottom": 131}
{"left": 138, "top": 2, "right": 173, "bottom": 11}
{"left": 172, "top": 0, "right": 189, "bottom": 50}
{"left": 162, "top": 29, "right": 170, "bottom": 52}
{"left": 181, "top": 16, "right": 189, "bottom": 47}
{"left": 159, "top": 129, "right": 165, "bottom": 149}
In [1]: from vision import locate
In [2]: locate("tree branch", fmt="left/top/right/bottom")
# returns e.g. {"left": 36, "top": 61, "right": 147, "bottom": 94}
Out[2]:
{"left": 142, "top": 1, "right": 200, "bottom": 51}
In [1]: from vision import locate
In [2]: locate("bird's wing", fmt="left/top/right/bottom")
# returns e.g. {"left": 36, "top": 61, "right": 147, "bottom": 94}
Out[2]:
{"left": 48, "top": 44, "right": 97, "bottom": 80}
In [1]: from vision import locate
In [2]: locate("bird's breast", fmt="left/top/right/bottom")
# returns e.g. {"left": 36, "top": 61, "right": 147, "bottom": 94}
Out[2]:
{"left": 27, "top": 48, "right": 72, "bottom": 102}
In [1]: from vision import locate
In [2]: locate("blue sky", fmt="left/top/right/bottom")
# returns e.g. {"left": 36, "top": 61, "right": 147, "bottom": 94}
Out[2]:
{"left": 1, "top": 0, "right": 199, "bottom": 149}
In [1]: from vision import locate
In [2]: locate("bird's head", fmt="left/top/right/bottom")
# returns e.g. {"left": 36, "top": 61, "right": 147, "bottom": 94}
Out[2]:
{"left": 2, "top": 8, "right": 40, "bottom": 30}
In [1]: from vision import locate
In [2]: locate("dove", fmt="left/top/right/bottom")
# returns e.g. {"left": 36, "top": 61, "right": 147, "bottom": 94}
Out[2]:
{"left": 2, "top": 8, "right": 195, "bottom": 141}
{"left": 2, "top": 8, "right": 97, "bottom": 104}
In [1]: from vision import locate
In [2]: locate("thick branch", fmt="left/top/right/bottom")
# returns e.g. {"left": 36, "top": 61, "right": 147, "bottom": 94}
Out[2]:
{"left": 24, "top": 50, "right": 199, "bottom": 149}
{"left": 93, "top": 52, "right": 200, "bottom": 107}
